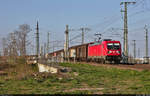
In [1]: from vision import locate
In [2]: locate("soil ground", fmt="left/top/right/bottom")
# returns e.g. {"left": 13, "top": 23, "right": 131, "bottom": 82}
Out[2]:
{"left": 80, "top": 62, "right": 150, "bottom": 71}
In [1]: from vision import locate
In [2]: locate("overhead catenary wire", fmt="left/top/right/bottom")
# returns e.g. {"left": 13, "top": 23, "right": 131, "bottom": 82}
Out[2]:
{"left": 25, "top": 0, "right": 150, "bottom": 58}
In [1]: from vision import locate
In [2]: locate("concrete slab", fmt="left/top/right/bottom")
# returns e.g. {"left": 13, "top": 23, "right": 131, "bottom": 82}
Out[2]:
{"left": 38, "top": 63, "right": 58, "bottom": 73}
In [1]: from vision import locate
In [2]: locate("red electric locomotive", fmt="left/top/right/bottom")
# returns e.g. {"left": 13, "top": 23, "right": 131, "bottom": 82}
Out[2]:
{"left": 88, "top": 39, "right": 122, "bottom": 64}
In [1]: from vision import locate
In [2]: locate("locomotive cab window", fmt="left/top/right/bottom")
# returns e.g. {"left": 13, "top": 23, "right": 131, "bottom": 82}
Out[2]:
{"left": 107, "top": 43, "right": 120, "bottom": 50}
{"left": 107, "top": 43, "right": 113, "bottom": 50}
{"left": 114, "top": 43, "right": 120, "bottom": 50}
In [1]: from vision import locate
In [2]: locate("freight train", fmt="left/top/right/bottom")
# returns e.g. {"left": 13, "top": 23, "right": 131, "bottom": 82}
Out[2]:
{"left": 48, "top": 39, "right": 122, "bottom": 64}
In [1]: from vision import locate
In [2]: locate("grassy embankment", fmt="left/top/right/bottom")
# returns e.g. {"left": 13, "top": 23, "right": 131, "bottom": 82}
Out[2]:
{"left": 0, "top": 58, "right": 150, "bottom": 94}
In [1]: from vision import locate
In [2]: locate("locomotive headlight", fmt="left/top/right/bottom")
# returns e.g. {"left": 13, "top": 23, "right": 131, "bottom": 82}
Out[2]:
{"left": 116, "top": 51, "right": 120, "bottom": 54}
{"left": 108, "top": 50, "right": 112, "bottom": 54}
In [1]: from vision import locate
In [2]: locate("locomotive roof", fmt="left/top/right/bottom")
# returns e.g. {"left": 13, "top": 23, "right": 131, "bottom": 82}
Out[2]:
{"left": 89, "top": 42, "right": 101, "bottom": 46}
{"left": 89, "top": 40, "right": 120, "bottom": 46}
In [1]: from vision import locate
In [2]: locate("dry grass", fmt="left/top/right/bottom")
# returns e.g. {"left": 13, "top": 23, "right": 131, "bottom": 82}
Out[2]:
{"left": 0, "top": 56, "right": 38, "bottom": 80}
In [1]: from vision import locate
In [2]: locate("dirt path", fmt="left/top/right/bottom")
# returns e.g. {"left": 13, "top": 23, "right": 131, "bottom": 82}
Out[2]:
{"left": 83, "top": 62, "right": 150, "bottom": 71}
{"left": 64, "top": 88, "right": 103, "bottom": 94}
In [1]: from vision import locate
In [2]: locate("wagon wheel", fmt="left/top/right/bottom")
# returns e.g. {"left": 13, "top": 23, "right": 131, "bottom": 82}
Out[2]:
{"left": 101, "top": 59, "right": 105, "bottom": 64}
{"left": 105, "top": 61, "right": 110, "bottom": 64}
{"left": 114, "top": 60, "right": 120, "bottom": 64}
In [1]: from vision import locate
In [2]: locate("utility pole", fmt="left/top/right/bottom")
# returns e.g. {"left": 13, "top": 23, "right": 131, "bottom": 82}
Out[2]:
{"left": 138, "top": 48, "right": 140, "bottom": 58}
{"left": 80, "top": 28, "right": 90, "bottom": 44}
{"left": 144, "top": 25, "right": 149, "bottom": 64}
{"left": 53, "top": 43, "right": 54, "bottom": 53}
{"left": 64, "top": 25, "right": 69, "bottom": 62}
{"left": 138, "top": 48, "right": 140, "bottom": 64}
{"left": 44, "top": 43, "right": 46, "bottom": 56}
{"left": 47, "top": 32, "right": 50, "bottom": 53}
{"left": 40, "top": 45, "right": 43, "bottom": 58}
{"left": 36, "top": 21, "right": 39, "bottom": 63}
{"left": 120, "top": 1, "right": 136, "bottom": 63}
{"left": 133, "top": 40, "right": 136, "bottom": 64}
{"left": 81, "top": 28, "right": 84, "bottom": 44}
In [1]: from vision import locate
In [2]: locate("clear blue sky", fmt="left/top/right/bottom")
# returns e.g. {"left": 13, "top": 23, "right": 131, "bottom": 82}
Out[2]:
{"left": 0, "top": 0, "right": 150, "bottom": 57}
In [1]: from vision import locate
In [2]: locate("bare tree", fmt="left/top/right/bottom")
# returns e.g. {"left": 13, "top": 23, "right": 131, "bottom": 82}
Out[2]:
{"left": 2, "top": 37, "right": 8, "bottom": 56}
{"left": 16, "top": 24, "right": 31, "bottom": 56}
{"left": 4, "top": 32, "right": 18, "bottom": 56}
{"left": 1, "top": 24, "right": 31, "bottom": 57}
{"left": 10, "top": 32, "right": 18, "bottom": 56}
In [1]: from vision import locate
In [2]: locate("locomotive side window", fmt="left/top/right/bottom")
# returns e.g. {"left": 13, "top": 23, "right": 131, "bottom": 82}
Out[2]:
{"left": 107, "top": 43, "right": 120, "bottom": 50}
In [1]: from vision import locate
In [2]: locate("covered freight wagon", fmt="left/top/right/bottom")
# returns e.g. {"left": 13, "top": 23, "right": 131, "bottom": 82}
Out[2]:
{"left": 75, "top": 44, "right": 88, "bottom": 61}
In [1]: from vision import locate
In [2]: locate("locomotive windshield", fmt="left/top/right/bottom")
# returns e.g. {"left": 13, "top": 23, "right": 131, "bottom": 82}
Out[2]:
{"left": 107, "top": 43, "right": 120, "bottom": 50}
